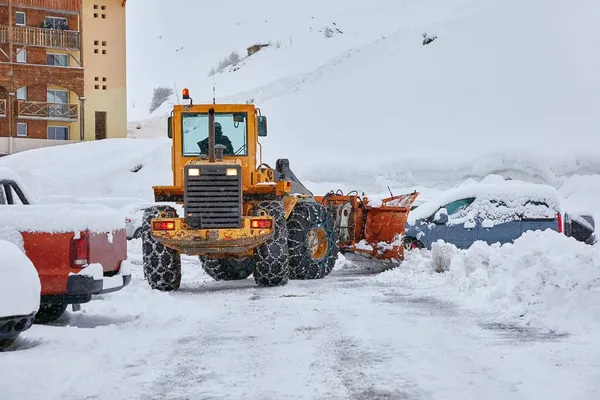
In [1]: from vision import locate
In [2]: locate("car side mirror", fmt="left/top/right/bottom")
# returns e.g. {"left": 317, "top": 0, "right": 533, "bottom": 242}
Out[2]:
{"left": 258, "top": 116, "right": 267, "bottom": 137}
{"left": 167, "top": 116, "right": 173, "bottom": 139}
{"left": 434, "top": 208, "right": 449, "bottom": 224}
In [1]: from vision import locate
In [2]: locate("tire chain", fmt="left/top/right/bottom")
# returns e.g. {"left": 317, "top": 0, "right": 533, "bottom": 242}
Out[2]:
{"left": 251, "top": 201, "right": 290, "bottom": 286}
{"left": 142, "top": 206, "right": 182, "bottom": 291}
{"left": 287, "top": 201, "right": 338, "bottom": 279}
{"left": 199, "top": 257, "right": 254, "bottom": 281}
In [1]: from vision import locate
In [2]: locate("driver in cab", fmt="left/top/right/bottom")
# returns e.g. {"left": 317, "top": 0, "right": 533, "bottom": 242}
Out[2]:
{"left": 198, "top": 122, "right": 234, "bottom": 155}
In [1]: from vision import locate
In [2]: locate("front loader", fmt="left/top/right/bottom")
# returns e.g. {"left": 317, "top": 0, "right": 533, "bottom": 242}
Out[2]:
{"left": 142, "top": 88, "right": 420, "bottom": 291}
{"left": 141, "top": 89, "right": 339, "bottom": 289}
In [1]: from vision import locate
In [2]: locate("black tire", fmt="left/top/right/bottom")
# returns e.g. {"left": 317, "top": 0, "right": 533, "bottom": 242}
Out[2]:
{"left": 251, "top": 201, "right": 289, "bottom": 287}
{"left": 200, "top": 257, "right": 254, "bottom": 281}
{"left": 142, "top": 206, "right": 182, "bottom": 291}
{"left": 403, "top": 237, "right": 424, "bottom": 251}
{"left": 133, "top": 227, "right": 143, "bottom": 239}
{"left": 34, "top": 304, "right": 68, "bottom": 324}
{"left": 287, "top": 201, "right": 338, "bottom": 280}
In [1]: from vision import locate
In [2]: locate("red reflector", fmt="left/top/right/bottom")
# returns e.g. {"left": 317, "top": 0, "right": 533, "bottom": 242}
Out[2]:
{"left": 153, "top": 221, "right": 176, "bottom": 231}
{"left": 71, "top": 235, "right": 89, "bottom": 268}
{"left": 251, "top": 219, "right": 272, "bottom": 229}
{"left": 557, "top": 212, "right": 563, "bottom": 233}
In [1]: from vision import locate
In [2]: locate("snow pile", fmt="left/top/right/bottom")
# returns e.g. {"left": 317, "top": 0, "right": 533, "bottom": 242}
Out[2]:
{"left": 382, "top": 231, "right": 600, "bottom": 334}
{"left": 0, "top": 240, "right": 40, "bottom": 317}
{"left": 0, "top": 228, "right": 24, "bottom": 250}
{"left": 0, "top": 139, "right": 172, "bottom": 201}
{"left": 0, "top": 204, "right": 126, "bottom": 234}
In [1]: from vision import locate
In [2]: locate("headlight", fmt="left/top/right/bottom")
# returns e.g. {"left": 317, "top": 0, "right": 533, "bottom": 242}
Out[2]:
{"left": 188, "top": 168, "right": 200, "bottom": 176}
{"left": 226, "top": 168, "right": 238, "bottom": 176}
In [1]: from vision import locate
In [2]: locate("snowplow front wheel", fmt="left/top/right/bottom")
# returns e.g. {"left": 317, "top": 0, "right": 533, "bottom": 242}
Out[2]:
{"left": 287, "top": 201, "right": 338, "bottom": 280}
{"left": 200, "top": 257, "right": 254, "bottom": 281}
{"left": 142, "top": 206, "right": 182, "bottom": 291}
{"left": 251, "top": 201, "right": 289, "bottom": 287}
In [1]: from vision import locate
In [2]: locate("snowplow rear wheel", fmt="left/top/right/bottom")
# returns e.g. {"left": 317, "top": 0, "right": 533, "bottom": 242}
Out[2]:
{"left": 200, "top": 257, "right": 254, "bottom": 281}
{"left": 251, "top": 201, "right": 289, "bottom": 287}
{"left": 287, "top": 201, "right": 338, "bottom": 280}
{"left": 142, "top": 206, "right": 182, "bottom": 291}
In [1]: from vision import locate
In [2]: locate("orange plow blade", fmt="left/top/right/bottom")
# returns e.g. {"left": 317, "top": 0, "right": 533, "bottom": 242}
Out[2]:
{"left": 316, "top": 191, "right": 419, "bottom": 263}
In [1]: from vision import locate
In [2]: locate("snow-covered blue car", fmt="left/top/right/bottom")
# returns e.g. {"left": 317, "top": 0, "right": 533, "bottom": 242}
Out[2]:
{"left": 404, "top": 183, "right": 595, "bottom": 250}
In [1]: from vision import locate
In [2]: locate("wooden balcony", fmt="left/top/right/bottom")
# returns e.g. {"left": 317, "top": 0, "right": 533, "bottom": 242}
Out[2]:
{"left": 0, "top": 25, "right": 80, "bottom": 50}
{"left": 17, "top": 101, "right": 78, "bottom": 121}
{"left": 0, "top": 100, "right": 5, "bottom": 117}
{"left": 0, "top": 0, "right": 81, "bottom": 13}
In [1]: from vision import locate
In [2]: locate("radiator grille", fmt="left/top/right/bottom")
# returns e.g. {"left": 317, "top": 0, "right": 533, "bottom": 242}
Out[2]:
{"left": 184, "top": 165, "right": 242, "bottom": 229}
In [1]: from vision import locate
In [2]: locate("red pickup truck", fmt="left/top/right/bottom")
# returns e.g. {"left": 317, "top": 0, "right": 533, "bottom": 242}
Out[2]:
{"left": 0, "top": 168, "right": 131, "bottom": 323}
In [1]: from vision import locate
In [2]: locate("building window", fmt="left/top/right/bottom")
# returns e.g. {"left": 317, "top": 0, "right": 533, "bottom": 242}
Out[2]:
{"left": 48, "top": 126, "right": 69, "bottom": 140}
{"left": 16, "top": 87, "right": 27, "bottom": 100}
{"left": 102, "top": 85, "right": 107, "bottom": 90}
{"left": 95, "top": 85, "right": 100, "bottom": 90}
{"left": 101, "top": 6, "right": 106, "bottom": 10}
{"left": 17, "top": 122, "right": 27, "bottom": 137}
{"left": 47, "top": 89, "right": 69, "bottom": 104}
{"left": 102, "top": 14, "right": 107, "bottom": 19}
{"left": 15, "top": 12, "right": 26, "bottom": 26}
{"left": 47, "top": 53, "right": 69, "bottom": 67}
{"left": 16, "top": 49, "right": 26, "bottom": 63}
{"left": 43, "top": 16, "right": 68, "bottom": 30}
{"left": 102, "top": 77, "right": 107, "bottom": 82}
{"left": 102, "top": 49, "right": 107, "bottom": 55}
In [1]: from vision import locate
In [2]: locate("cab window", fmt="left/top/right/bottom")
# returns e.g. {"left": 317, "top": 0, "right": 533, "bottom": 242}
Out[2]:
{"left": 182, "top": 112, "right": 248, "bottom": 157}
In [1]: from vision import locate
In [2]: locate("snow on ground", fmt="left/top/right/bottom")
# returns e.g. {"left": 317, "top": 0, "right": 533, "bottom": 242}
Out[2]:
{"left": 0, "top": 240, "right": 40, "bottom": 318}
{"left": 1, "top": 240, "right": 599, "bottom": 399}
{"left": 380, "top": 231, "right": 600, "bottom": 335}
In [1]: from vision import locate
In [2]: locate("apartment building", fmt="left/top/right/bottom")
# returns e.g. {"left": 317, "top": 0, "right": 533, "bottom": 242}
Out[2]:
{"left": 0, "top": 0, "right": 127, "bottom": 155}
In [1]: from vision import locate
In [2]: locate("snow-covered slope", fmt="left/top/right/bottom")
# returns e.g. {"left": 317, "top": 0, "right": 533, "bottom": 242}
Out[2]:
{"left": 127, "top": 0, "right": 600, "bottom": 174}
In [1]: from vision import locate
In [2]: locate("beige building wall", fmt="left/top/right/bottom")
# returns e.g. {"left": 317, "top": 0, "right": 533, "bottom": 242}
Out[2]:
{"left": 82, "top": 0, "right": 127, "bottom": 140}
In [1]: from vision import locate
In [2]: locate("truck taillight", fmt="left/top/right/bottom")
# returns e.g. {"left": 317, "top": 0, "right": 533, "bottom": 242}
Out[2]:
{"left": 71, "top": 235, "right": 89, "bottom": 268}
{"left": 153, "top": 221, "right": 176, "bottom": 231}
{"left": 557, "top": 212, "right": 563, "bottom": 233}
{"left": 251, "top": 219, "right": 272, "bottom": 229}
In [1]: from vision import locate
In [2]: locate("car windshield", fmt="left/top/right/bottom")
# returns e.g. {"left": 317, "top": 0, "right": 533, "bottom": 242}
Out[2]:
{"left": 182, "top": 112, "right": 248, "bottom": 157}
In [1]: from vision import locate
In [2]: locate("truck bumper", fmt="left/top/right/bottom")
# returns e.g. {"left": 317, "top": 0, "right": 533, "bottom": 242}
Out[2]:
{"left": 152, "top": 217, "right": 274, "bottom": 256}
{"left": 41, "top": 261, "right": 132, "bottom": 305}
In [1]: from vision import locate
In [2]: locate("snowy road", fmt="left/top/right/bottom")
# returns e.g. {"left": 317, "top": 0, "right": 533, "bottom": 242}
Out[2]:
{"left": 2, "top": 242, "right": 599, "bottom": 400}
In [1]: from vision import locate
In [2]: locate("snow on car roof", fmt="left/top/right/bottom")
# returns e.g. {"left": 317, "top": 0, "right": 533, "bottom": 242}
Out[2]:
{"left": 408, "top": 182, "right": 560, "bottom": 223}
{"left": 0, "top": 204, "right": 126, "bottom": 234}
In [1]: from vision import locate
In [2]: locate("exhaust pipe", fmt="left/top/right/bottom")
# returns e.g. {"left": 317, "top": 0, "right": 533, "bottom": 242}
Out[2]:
{"left": 208, "top": 108, "right": 216, "bottom": 163}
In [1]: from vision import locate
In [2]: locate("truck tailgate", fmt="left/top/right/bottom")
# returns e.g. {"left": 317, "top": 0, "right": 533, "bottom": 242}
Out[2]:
{"left": 89, "top": 230, "right": 127, "bottom": 272}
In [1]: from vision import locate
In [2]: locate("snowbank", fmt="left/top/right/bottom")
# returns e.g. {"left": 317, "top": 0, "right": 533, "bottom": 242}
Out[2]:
{"left": 0, "top": 204, "right": 126, "bottom": 234}
{"left": 380, "top": 231, "right": 600, "bottom": 334}
{"left": 0, "top": 240, "right": 41, "bottom": 317}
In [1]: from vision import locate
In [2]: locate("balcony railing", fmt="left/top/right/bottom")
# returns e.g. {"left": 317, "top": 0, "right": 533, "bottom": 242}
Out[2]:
{"left": 0, "top": 0, "right": 81, "bottom": 13}
{"left": 18, "top": 101, "right": 78, "bottom": 121}
{"left": 0, "top": 25, "right": 80, "bottom": 49}
{"left": 0, "top": 100, "right": 5, "bottom": 117}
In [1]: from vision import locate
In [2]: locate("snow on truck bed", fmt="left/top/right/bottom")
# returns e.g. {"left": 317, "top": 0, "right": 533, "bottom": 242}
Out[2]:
{"left": 0, "top": 240, "right": 40, "bottom": 318}
{"left": 0, "top": 204, "right": 126, "bottom": 234}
